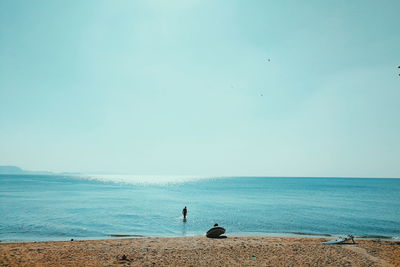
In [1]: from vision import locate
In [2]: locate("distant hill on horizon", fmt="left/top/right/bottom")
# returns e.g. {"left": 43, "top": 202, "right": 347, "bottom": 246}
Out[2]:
{"left": 0, "top": 165, "right": 79, "bottom": 175}
{"left": 0, "top": 165, "right": 26, "bottom": 174}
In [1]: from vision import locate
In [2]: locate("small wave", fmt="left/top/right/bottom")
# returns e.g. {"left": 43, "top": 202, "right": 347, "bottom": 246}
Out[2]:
{"left": 289, "top": 232, "right": 332, "bottom": 237}
{"left": 356, "top": 235, "right": 393, "bottom": 239}
{"left": 109, "top": 234, "right": 144, "bottom": 237}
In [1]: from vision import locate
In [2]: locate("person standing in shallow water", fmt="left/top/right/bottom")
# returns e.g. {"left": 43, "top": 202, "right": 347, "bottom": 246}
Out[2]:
{"left": 182, "top": 206, "right": 187, "bottom": 220}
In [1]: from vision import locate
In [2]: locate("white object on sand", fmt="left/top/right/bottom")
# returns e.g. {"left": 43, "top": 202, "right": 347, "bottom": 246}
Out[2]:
{"left": 323, "top": 235, "right": 355, "bottom": 245}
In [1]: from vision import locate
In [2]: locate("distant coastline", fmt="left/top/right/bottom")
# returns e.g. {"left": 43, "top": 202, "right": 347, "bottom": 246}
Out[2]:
{"left": 0, "top": 166, "right": 398, "bottom": 179}
{"left": 0, "top": 165, "right": 79, "bottom": 175}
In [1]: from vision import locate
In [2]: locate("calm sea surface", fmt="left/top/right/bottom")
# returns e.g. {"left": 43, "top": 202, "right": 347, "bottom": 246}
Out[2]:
{"left": 1, "top": 175, "right": 399, "bottom": 242}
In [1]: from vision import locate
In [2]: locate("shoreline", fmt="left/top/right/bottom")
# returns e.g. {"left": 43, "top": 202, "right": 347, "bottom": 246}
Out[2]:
{"left": 1, "top": 236, "right": 399, "bottom": 266}
{"left": 1, "top": 232, "right": 398, "bottom": 244}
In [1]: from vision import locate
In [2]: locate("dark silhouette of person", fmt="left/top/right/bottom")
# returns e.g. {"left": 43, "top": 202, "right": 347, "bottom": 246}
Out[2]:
{"left": 206, "top": 223, "right": 226, "bottom": 238}
{"left": 182, "top": 206, "right": 187, "bottom": 219}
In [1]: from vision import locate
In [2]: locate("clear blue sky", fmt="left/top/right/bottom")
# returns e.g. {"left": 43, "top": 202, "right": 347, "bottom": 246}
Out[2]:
{"left": 0, "top": 0, "right": 399, "bottom": 177}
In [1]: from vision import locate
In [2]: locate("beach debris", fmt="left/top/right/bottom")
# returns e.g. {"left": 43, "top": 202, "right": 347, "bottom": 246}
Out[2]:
{"left": 117, "top": 254, "right": 132, "bottom": 262}
{"left": 251, "top": 255, "right": 257, "bottom": 261}
{"left": 70, "top": 239, "right": 74, "bottom": 241}
{"left": 28, "top": 248, "right": 44, "bottom": 251}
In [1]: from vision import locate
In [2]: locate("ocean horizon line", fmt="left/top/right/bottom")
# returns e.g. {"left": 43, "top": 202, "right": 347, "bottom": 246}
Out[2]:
{"left": 2, "top": 165, "right": 400, "bottom": 179}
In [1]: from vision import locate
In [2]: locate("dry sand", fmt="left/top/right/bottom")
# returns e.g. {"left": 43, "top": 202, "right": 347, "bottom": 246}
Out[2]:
{"left": 1, "top": 236, "right": 399, "bottom": 267}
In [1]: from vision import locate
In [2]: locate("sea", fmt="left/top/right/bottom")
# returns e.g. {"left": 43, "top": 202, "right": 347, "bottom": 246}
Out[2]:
{"left": 1, "top": 174, "right": 399, "bottom": 242}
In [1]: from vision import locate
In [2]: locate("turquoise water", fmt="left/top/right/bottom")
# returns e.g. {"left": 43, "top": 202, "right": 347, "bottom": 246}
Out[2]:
{"left": 0, "top": 175, "right": 399, "bottom": 242}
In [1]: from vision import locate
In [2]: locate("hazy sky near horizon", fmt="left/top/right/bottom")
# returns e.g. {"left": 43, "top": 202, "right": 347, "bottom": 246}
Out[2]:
{"left": 1, "top": 0, "right": 399, "bottom": 177}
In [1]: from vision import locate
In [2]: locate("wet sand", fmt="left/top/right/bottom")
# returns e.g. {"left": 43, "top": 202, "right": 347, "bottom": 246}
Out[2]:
{"left": 1, "top": 236, "right": 399, "bottom": 267}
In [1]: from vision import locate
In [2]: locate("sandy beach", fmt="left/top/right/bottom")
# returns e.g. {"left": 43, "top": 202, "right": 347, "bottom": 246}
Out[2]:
{"left": 1, "top": 236, "right": 399, "bottom": 267}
